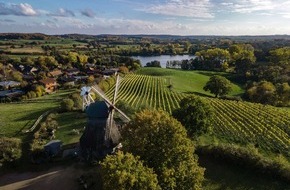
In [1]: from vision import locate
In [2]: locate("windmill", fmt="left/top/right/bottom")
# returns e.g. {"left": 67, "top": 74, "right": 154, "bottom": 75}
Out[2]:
{"left": 80, "top": 86, "right": 94, "bottom": 110}
{"left": 79, "top": 75, "right": 130, "bottom": 161}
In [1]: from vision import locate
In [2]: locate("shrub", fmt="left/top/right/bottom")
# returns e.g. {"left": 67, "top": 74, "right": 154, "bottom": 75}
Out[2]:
{"left": 197, "top": 144, "right": 290, "bottom": 182}
{"left": 0, "top": 137, "right": 22, "bottom": 166}
{"left": 61, "top": 98, "right": 74, "bottom": 111}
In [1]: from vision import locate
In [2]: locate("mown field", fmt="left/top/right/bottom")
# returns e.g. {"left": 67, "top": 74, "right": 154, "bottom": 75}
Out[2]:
{"left": 136, "top": 67, "right": 244, "bottom": 96}
{"left": 0, "top": 89, "right": 86, "bottom": 145}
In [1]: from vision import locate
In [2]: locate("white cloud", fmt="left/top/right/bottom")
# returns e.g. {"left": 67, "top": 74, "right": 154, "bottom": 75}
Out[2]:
{"left": 233, "top": 0, "right": 273, "bottom": 13}
{"left": 138, "top": 0, "right": 214, "bottom": 18}
{"left": 48, "top": 8, "right": 75, "bottom": 17}
{"left": 0, "top": 2, "right": 37, "bottom": 16}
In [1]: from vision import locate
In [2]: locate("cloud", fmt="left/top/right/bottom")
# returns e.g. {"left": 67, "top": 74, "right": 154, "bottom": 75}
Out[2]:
{"left": 81, "top": 9, "right": 95, "bottom": 18}
{"left": 0, "top": 2, "right": 37, "bottom": 16}
{"left": 221, "top": 0, "right": 274, "bottom": 13}
{"left": 139, "top": 0, "right": 214, "bottom": 18}
{"left": 48, "top": 8, "right": 75, "bottom": 17}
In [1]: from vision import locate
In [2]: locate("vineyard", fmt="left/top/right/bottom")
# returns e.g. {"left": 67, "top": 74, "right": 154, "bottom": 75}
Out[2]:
{"left": 106, "top": 74, "right": 290, "bottom": 157}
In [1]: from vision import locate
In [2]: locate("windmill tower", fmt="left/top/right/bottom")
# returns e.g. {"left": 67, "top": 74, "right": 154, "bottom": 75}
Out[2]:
{"left": 79, "top": 75, "right": 130, "bottom": 161}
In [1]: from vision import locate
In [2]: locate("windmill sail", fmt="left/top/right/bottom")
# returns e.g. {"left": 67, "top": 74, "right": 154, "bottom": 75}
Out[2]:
{"left": 91, "top": 80, "right": 130, "bottom": 122}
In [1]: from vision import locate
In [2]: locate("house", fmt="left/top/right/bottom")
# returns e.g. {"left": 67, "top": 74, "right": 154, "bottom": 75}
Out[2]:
{"left": 21, "top": 65, "right": 38, "bottom": 75}
{"left": 85, "top": 67, "right": 101, "bottom": 75}
{"left": 48, "top": 69, "right": 63, "bottom": 78}
{"left": 0, "top": 80, "right": 21, "bottom": 90}
{"left": 0, "top": 89, "right": 25, "bottom": 101}
{"left": 65, "top": 68, "right": 80, "bottom": 76}
{"left": 102, "top": 68, "right": 118, "bottom": 76}
{"left": 39, "top": 78, "right": 57, "bottom": 93}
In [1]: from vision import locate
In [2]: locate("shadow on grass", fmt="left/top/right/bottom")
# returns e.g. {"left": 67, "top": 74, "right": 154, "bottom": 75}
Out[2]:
{"left": 198, "top": 153, "right": 290, "bottom": 190}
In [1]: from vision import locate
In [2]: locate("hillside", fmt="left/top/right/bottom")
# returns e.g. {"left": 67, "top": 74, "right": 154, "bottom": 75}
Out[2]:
{"left": 106, "top": 69, "right": 290, "bottom": 158}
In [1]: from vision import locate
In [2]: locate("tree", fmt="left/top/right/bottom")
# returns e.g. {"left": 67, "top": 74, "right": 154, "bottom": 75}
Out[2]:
{"left": 119, "top": 66, "right": 129, "bottom": 74}
{"left": 246, "top": 81, "right": 277, "bottom": 105}
{"left": 276, "top": 82, "right": 290, "bottom": 106}
{"left": 203, "top": 75, "right": 232, "bottom": 97}
{"left": 70, "top": 93, "right": 83, "bottom": 110}
{"left": 146, "top": 60, "right": 161, "bottom": 67}
{"left": 229, "top": 44, "right": 256, "bottom": 74}
{"left": 195, "top": 48, "right": 230, "bottom": 71}
{"left": 100, "top": 152, "right": 161, "bottom": 190}
{"left": 87, "top": 75, "right": 95, "bottom": 84}
{"left": 172, "top": 96, "right": 213, "bottom": 136}
{"left": 122, "top": 109, "right": 204, "bottom": 190}
{"left": 269, "top": 47, "right": 290, "bottom": 67}
{"left": 60, "top": 98, "right": 74, "bottom": 111}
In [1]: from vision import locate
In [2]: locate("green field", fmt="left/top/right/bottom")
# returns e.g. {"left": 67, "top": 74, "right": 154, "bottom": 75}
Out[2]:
{"left": 136, "top": 67, "right": 244, "bottom": 96}
{"left": 55, "top": 112, "right": 86, "bottom": 145}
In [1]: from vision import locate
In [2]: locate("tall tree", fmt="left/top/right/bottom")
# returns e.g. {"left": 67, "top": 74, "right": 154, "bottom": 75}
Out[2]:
{"left": 203, "top": 75, "right": 232, "bottom": 97}
{"left": 269, "top": 47, "right": 290, "bottom": 67}
{"left": 229, "top": 44, "right": 256, "bottom": 74}
{"left": 122, "top": 109, "right": 205, "bottom": 190}
{"left": 195, "top": 48, "right": 230, "bottom": 71}
{"left": 246, "top": 81, "right": 277, "bottom": 105}
{"left": 172, "top": 96, "right": 213, "bottom": 136}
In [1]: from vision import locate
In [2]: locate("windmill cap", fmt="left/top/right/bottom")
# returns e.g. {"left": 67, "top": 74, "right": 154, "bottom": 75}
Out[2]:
{"left": 86, "top": 101, "right": 109, "bottom": 118}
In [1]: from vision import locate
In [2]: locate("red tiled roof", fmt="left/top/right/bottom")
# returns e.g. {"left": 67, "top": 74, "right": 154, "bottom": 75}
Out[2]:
{"left": 40, "top": 78, "right": 56, "bottom": 84}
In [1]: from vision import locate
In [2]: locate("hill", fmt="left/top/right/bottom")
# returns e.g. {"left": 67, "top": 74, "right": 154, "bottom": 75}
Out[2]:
{"left": 106, "top": 69, "right": 290, "bottom": 158}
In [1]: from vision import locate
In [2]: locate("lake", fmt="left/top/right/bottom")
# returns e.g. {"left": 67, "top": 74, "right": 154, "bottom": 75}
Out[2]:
{"left": 132, "top": 55, "right": 196, "bottom": 68}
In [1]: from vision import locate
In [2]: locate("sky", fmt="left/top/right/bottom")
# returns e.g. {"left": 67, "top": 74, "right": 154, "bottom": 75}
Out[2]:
{"left": 0, "top": 0, "right": 290, "bottom": 35}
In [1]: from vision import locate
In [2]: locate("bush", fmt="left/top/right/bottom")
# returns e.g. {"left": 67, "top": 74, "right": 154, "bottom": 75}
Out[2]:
{"left": 70, "top": 93, "right": 82, "bottom": 110}
{"left": 197, "top": 144, "right": 290, "bottom": 182}
{"left": 0, "top": 137, "right": 22, "bottom": 166}
{"left": 61, "top": 98, "right": 74, "bottom": 111}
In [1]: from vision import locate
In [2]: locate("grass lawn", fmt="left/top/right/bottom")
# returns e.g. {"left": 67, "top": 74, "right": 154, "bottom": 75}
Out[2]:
{"left": 0, "top": 89, "right": 77, "bottom": 139}
{"left": 55, "top": 111, "right": 87, "bottom": 145}
{"left": 136, "top": 67, "right": 244, "bottom": 97}
{"left": 0, "top": 102, "right": 57, "bottom": 138}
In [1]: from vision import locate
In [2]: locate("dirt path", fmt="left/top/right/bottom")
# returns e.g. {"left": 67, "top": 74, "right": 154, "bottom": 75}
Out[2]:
{"left": 0, "top": 164, "right": 87, "bottom": 190}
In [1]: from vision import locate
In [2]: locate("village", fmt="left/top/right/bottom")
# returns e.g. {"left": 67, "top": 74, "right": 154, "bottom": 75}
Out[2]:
{"left": 0, "top": 62, "right": 121, "bottom": 102}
